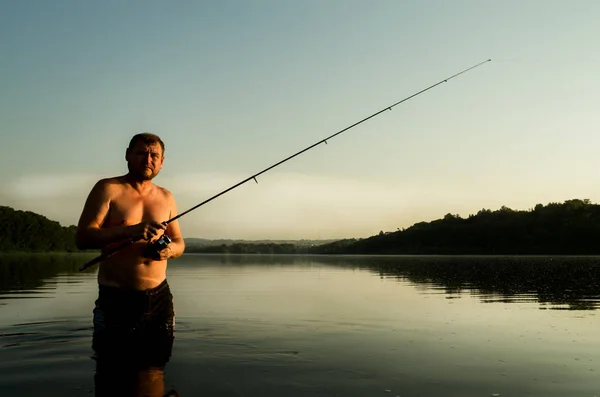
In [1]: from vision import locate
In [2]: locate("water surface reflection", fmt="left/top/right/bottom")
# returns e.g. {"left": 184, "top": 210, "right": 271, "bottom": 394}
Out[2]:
{"left": 179, "top": 254, "right": 600, "bottom": 310}
{"left": 1, "top": 253, "right": 600, "bottom": 396}
{"left": 93, "top": 326, "right": 178, "bottom": 397}
{"left": 0, "top": 253, "right": 96, "bottom": 295}
{"left": 352, "top": 255, "right": 600, "bottom": 310}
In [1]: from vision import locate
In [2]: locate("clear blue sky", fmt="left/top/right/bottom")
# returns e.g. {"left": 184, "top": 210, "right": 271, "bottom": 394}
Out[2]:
{"left": 2, "top": 0, "right": 599, "bottom": 240}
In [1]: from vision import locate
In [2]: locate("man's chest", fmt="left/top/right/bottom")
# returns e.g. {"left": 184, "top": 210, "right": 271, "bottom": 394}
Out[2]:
{"left": 107, "top": 194, "right": 170, "bottom": 224}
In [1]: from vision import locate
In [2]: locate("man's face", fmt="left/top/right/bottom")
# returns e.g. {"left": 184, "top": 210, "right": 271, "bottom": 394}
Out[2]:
{"left": 126, "top": 142, "right": 164, "bottom": 181}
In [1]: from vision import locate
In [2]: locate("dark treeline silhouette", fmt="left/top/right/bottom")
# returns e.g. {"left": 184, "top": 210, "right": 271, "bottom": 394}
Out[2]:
{"left": 311, "top": 199, "right": 600, "bottom": 255}
{"left": 187, "top": 242, "right": 298, "bottom": 254}
{"left": 0, "top": 206, "right": 79, "bottom": 252}
{"left": 5, "top": 198, "right": 600, "bottom": 255}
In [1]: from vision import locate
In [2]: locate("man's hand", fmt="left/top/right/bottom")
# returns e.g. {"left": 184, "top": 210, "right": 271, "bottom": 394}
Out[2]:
{"left": 129, "top": 221, "right": 167, "bottom": 241}
{"left": 155, "top": 245, "right": 174, "bottom": 261}
{"left": 145, "top": 244, "right": 174, "bottom": 261}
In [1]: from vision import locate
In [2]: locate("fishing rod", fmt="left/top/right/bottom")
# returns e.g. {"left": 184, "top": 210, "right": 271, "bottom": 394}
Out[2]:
{"left": 79, "top": 58, "right": 491, "bottom": 271}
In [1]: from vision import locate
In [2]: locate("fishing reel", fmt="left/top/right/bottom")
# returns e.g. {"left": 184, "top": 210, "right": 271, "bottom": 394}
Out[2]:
{"left": 143, "top": 234, "right": 172, "bottom": 259}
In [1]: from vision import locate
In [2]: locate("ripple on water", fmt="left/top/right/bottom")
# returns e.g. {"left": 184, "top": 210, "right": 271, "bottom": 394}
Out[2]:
{"left": 0, "top": 318, "right": 95, "bottom": 395}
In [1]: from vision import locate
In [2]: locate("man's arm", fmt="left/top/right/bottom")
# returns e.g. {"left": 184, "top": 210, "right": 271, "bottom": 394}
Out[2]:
{"left": 165, "top": 191, "right": 185, "bottom": 259}
{"left": 75, "top": 179, "right": 133, "bottom": 250}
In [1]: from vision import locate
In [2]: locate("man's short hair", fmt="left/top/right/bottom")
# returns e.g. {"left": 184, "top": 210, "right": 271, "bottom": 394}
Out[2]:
{"left": 128, "top": 132, "right": 165, "bottom": 155}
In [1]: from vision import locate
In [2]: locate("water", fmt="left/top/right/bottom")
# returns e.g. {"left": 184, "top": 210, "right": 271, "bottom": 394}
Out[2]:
{"left": 1, "top": 253, "right": 600, "bottom": 396}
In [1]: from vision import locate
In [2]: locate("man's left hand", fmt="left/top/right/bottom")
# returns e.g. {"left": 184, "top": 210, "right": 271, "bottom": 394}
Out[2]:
{"left": 154, "top": 245, "right": 174, "bottom": 261}
{"left": 146, "top": 245, "right": 174, "bottom": 261}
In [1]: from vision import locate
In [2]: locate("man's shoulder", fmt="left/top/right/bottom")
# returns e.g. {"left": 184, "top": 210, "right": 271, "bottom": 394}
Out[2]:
{"left": 155, "top": 185, "right": 175, "bottom": 200}
{"left": 94, "top": 176, "right": 125, "bottom": 188}
{"left": 97, "top": 175, "right": 125, "bottom": 183}
{"left": 91, "top": 176, "right": 127, "bottom": 194}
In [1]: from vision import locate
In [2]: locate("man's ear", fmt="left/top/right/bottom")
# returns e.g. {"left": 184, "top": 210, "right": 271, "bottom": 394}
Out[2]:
{"left": 125, "top": 147, "right": 131, "bottom": 161}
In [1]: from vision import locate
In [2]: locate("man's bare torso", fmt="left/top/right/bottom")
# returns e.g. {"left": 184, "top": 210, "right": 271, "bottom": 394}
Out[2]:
{"left": 98, "top": 177, "right": 172, "bottom": 290}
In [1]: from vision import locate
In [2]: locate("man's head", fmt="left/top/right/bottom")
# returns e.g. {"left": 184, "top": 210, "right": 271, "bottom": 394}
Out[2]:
{"left": 125, "top": 132, "right": 165, "bottom": 181}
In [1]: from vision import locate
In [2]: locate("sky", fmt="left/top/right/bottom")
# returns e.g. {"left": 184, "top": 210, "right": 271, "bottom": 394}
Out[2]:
{"left": 2, "top": 0, "right": 600, "bottom": 240}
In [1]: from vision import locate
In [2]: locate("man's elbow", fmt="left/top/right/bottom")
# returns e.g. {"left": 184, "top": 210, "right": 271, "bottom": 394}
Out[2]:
{"left": 75, "top": 229, "right": 92, "bottom": 250}
{"left": 75, "top": 236, "right": 88, "bottom": 250}
{"left": 174, "top": 240, "right": 185, "bottom": 258}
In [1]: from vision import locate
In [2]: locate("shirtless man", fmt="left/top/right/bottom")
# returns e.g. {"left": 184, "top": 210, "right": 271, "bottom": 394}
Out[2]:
{"left": 76, "top": 132, "right": 185, "bottom": 289}
{"left": 75, "top": 132, "right": 185, "bottom": 392}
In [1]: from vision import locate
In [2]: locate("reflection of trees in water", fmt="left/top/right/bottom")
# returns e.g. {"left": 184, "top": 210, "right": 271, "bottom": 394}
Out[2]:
{"left": 199, "top": 254, "right": 600, "bottom": 310}
{"left": 0, "top": 253, "right": 96, "bottom": 293}
{"left": 181, "top": 253, "right": 322, "bottom": 268}
{"left": 349, "top": 256, "right": 600, "bottom": 311}
{"left": 176, "top": 254, "right": 600, "bottom": 310}
{"left": 181, "top": 254, "right": 600, "bottom": 310}
{"left": 10, "top": 253, "right": 598, "bottom": 310}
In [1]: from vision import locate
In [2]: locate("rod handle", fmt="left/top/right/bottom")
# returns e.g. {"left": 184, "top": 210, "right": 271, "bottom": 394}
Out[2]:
{"left": 79, "top": 239, "right": 135, "bottom": 271}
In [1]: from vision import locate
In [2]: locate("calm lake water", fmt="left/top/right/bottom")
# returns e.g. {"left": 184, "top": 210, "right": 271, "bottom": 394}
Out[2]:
{"left": 1, "top": 253, "right": 600, "bottom": 397}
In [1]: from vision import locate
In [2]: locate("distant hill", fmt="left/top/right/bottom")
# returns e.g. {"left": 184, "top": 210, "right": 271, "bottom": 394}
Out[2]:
{"left": 0, "top": 205, "right": 337, "bottom": 253}
{"left": 184, "top": 237, "right": 338, "bottom": 248}
{"left": 0, "top": 206, "right": 79, "bottom": 252}
{"left": 310, "top": 199, "right": 600, "bottom": 255}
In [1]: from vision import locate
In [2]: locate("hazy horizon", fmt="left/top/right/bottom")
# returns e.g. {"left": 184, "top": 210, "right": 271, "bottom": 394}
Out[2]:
{"left": 3, "top": 1, "right": 600, "bottom": 240}
{"left": 2, "top": 192, "right": 588, "bottom": 242}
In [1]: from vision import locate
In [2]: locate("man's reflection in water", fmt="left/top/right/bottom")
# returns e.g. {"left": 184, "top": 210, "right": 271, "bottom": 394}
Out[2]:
{"left": 91, "top": 281, "right": 180, "bottom": 397}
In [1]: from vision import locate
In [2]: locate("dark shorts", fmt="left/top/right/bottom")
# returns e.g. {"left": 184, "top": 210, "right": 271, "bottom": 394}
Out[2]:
{"left": 92, "top": 279, "right": 175, "bottom": 370}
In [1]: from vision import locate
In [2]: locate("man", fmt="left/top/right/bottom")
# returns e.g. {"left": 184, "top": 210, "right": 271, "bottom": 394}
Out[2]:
{"left": 76, "top": 132, "right": 185, "bottom": 396}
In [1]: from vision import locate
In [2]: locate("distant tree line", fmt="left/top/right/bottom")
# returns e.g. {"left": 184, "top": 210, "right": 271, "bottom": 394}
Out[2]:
{"left": 311, "top": 199, "right": 600, "bottom": 255}
{"left": 0, "top": 206, "right": 79, "bottom": 252}
{"left": 187, "top": 242, "right": 299, "bottom": 254}
{"left": 5, "top": 199, "right": 600, "bottom": 255}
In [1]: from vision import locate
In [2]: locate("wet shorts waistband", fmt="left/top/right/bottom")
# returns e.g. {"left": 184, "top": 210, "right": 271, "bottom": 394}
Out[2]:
{"left": 98, "top": 279, "right": 170, "bottom": 297}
